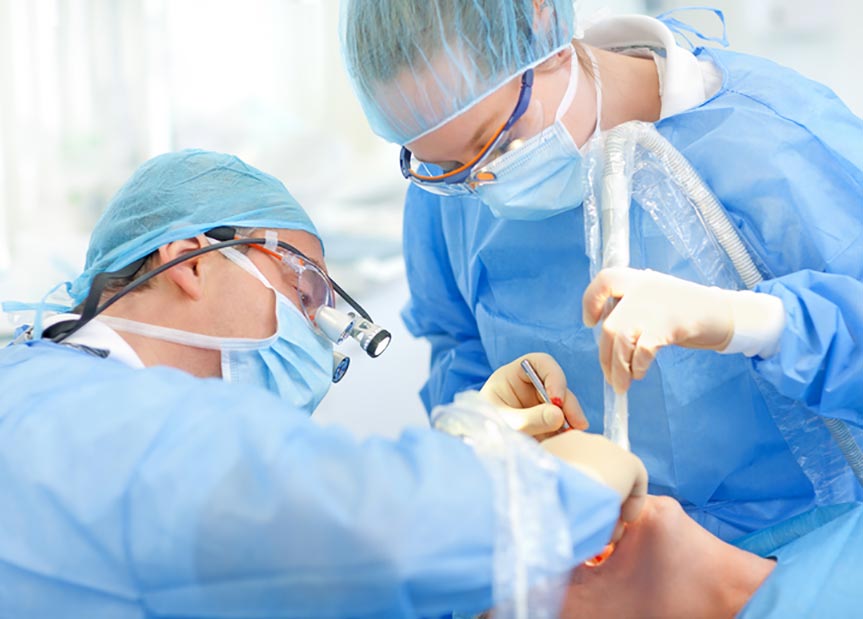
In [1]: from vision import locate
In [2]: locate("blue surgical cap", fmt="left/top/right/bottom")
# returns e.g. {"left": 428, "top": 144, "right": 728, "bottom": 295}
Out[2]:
{"left": 340, "top": 0, "right": 576, "bottom": 144}
{"left": 68, "top": 149, "right": 320, "bottom": 305}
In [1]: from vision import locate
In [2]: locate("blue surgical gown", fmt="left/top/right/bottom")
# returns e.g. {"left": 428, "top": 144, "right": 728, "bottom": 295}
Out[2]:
{"left": 402, "top": 47, "right": 863, "bottom": 541}
{"left": 738, "top": 502, "right": 863, "bottom": 617}
{"left": 0, "top": 340, "right": 618, "bottom": 618}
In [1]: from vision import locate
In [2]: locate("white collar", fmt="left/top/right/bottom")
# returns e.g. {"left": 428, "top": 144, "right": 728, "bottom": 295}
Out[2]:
{"left": 582, "top": 14, "right": 722, "bottom": 119}
{"left": 43, "top": 313, "right": 146, "bottom": 369}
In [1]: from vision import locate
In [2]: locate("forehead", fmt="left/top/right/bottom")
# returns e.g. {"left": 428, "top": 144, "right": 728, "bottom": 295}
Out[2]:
{"left": 405, "top": 77, "right": 519, "bottom": 162}
{"left": 377, "top": 40, "right": 490, "bottom": 142}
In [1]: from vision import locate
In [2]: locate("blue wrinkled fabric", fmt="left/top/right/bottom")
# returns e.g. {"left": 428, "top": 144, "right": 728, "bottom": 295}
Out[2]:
{"left": 70, "top": 148, "right": 320, "bottom": 307}
{"left": 754, "top": 271, "right": 863, "bottom": 420}
{"left": 0, "top": 340, "right": 618, "bottom": 618}
{"left": 401, "top": 47, "right": 863, "bottom": 540}
{"left": 738, "top": 503, "right": 863, "bottom": 618}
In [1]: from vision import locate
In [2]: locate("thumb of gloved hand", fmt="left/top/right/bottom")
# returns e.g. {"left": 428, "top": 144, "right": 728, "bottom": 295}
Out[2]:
{"left": 582, "top": 268, "right": 735, "bottom": 394}
{"left": 499, "top": 403, "right": 567, "bottom": 436}
{"left": 582, "top": 268, "right": 786, "bottom": 394}
{"left": 541, "top": 431, "right": 648, "bottom": 525}
{"left": 480, "top": 353, "right": 589, "bottom": 435}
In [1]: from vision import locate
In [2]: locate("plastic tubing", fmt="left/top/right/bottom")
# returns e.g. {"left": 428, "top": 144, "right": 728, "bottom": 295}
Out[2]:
{"left": 598, "top": 121, "right": 863, "bottom": 486}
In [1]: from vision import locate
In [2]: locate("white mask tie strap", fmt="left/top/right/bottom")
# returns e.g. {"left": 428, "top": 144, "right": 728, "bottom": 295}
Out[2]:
{"left": 97, "top": 315, "right": 273, "bottom": 350}
{"left": 219, "top": 246, "right": 276, "bottom": 292}
{"left": 584, "top": 46, "right": 603, "bottom": 138}
{"left": 554, "top": 45, "right": 581, "bottom": 122}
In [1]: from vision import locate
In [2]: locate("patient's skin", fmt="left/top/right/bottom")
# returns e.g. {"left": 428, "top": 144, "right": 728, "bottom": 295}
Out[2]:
{"left": 560, "top": 496, "right": 775, "bottom": 619}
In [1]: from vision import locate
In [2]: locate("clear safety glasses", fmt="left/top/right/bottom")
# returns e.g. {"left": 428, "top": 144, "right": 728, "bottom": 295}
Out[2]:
{"left": 399, "top": 69, "right": 543, "bottom": 196}
{"left": 246, "top": 241, "right": 335, "bottom": 327}
{"left": 44, "top": 227, "right": 391, "bottom": 365}
{"left": 229, "top": 230, "right": 391, "bottom": 359}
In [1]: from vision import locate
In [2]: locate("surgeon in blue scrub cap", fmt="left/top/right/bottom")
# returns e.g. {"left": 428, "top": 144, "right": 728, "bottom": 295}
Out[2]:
{"left": 341, "top": 0, "right": 863, "bottom": 541}
{"left": 0, "top": 149, "right": 653, "bottom": 618}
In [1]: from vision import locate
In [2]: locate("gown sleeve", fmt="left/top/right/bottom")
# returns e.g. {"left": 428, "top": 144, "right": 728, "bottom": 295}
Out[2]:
{"left": 671, "top": 51, "right": 863, "bottom": 424}
{"left": 755, "top": 270, "right": 863, "bottom": 421}
{"left": 738, "top": 503, "right": 863, "bottom": 618}
{"left": 401, "top": 185, "right": 493, "bottom": 412}
{"left": 127, "top": 380, "right": 619, "bottom": 618}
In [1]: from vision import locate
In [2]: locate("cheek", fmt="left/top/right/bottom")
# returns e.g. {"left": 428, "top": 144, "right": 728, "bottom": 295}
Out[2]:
{"left": 244, "top": 290, "right": 278, "bottom": 338}
{"left": 216, "top": 277, "right": 277, "bottom": 339}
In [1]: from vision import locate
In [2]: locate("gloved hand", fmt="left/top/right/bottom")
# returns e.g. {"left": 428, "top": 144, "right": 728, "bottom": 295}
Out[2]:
{"left": 480, "top": 352, "right": 588, "bottom": 436}
{"left": 583, "top": 267, "right": 785, "bottom": 394}
{"left": 541, "top": 430, "right": 648, "bottom": 540}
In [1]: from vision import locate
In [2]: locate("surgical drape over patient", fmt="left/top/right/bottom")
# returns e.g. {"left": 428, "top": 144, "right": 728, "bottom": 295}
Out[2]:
{"left": 69, "top": 149, "right": 320, "bottom": 305}
{"left": 340, "top": 0, "right": 576, "bottom": 144}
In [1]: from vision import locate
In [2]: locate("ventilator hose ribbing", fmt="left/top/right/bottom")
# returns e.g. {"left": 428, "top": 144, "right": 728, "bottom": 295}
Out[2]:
{"left": 604, "top": 123, "right": 762, "bottom": 288}
{"left": 601, "top": 122, "right": 863, "bottom": 488}
{"left": 823, "top": 418, "right": 863, "bottom": 484}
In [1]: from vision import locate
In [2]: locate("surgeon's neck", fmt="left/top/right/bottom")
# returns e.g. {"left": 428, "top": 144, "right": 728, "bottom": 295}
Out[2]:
{"left": 590, "top": 46, "right": 662, "bottom": 130}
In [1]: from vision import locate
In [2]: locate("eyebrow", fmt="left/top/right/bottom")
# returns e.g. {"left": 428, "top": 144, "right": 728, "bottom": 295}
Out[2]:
{"left": 262, "top": 240, "right": 328, "bottom": 274}
{"left": 297, "top": 249, "right": 328, "bottom": 274}
{"left": 290, "top": 247, "right": 326, "bottom": 272}
{"left": 467, "top": 100, "right": 515, "bottom": 158}
{"left": 308, "top": 256, "right": 327, "bottom": 272}
{"left": 469, "top": 118, "right": 497, "bottom": 152}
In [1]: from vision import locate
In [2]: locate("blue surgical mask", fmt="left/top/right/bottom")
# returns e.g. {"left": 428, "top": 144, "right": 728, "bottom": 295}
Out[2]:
{"left": 475, "top": 48, "right": 602, "bottom": 221}
{"left": 220, "top": 290, "right": 333, "bottom": 412}
{"left": 97, "top": 247, "right": 334, "bottom": 414}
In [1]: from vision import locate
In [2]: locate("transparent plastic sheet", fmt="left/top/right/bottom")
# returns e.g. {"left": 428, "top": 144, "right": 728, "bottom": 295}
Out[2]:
{"left": 583, "top": 123, "right": 746, "bottom": 289}
{"left": 583, "top": 120, "right": 863, "bottom": 502}
{"left": 754, "top": 374, "right": 863, "bottom": 505}
{"left": 431, "top": 392, "right": 573, "bottom": 619}
{"left": 627, "top": 153, "right": 745, "bottom": 291}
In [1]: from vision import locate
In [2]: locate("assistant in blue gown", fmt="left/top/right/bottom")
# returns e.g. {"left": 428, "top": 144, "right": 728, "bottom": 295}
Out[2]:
{"left": 401, "top": 44, "right": 863, "bottom": 541}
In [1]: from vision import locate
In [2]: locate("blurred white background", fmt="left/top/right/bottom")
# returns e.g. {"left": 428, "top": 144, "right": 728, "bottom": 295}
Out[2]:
{"left": 1, "top": 0, "right": 860, "bottom": 437}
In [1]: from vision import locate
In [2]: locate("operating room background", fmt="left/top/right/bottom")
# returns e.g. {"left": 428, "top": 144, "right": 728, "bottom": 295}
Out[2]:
{"left": 0, "top": 0, "right": 859, "bottom": 438}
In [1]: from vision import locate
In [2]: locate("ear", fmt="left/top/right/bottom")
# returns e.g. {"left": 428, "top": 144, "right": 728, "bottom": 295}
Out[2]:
{"left": 155, "top": 236, "right": 208, "bottom": 301}
{"left": 532, "top": 0, "right": 553, "bottom": 34}
{"left": 535, "top": 45, "right": 574, "bottom": 74}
